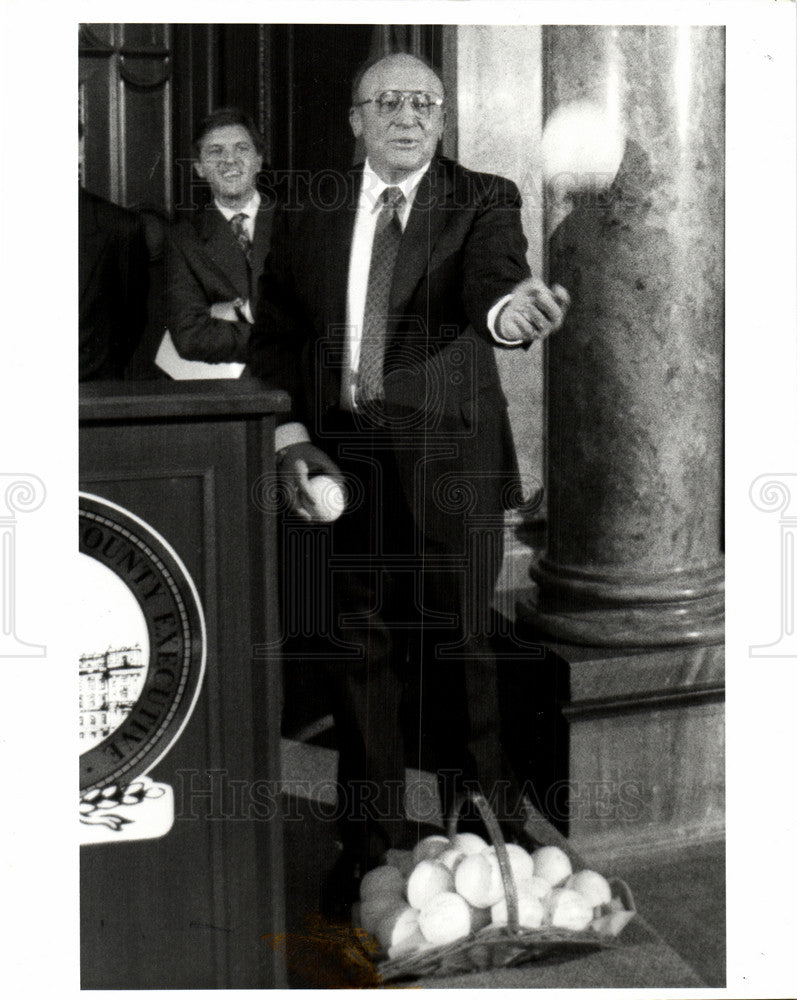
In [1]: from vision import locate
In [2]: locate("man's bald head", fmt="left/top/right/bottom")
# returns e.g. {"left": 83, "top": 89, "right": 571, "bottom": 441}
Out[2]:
{"left": 351, "top": 52, "right": 444, "bottom": 105}
{"left": 349, "top": 52, "right": 446, "bottom": 183}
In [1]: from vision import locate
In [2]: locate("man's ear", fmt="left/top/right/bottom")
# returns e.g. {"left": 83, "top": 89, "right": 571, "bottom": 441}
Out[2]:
{"left": 349, "top": 106, "right": 363, "bottom": 139}
{"left": 193, "top": 160, "right": 207, "bottom": 181}
{"left": 434, "top": 107, "right": 447, "bottom": 144}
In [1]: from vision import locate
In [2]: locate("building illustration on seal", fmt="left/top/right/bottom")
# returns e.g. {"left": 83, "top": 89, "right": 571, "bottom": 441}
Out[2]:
{"left": 79, "top": 644, "right": 146, "bottom": 750}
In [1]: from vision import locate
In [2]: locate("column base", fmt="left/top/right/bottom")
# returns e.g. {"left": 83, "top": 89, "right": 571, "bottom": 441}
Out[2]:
{"left": 521, "top": 557, "right": 725, "bottom": 647}
{"left": 496, "top": 624, "right": 725, "bottom": 863}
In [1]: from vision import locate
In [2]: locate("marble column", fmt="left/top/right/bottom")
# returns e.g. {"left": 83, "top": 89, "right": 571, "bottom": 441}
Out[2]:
{"left": 521, "top": 25, "right": 725, "bottom": 646}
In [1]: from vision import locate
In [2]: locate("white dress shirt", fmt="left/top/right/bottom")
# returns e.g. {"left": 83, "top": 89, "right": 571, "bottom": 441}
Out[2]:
{"left": 341, "top": 159, "right": 431, "bottom": 410}
{"left": 275, "top": 160, "right": 521, "bottom": 451}
{"left": 214, "top": 190, "right": 260, "bottom": 241}
{"left": 214, "top": 191, "right": 261, "bottom": 323}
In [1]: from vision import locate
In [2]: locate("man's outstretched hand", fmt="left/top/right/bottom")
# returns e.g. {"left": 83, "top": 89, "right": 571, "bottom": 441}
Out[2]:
{"left": 276, "top": 441, "right": 345, "bottom": 522}
{"left": 497, "top": 277, "right": 571, "bottom": 345}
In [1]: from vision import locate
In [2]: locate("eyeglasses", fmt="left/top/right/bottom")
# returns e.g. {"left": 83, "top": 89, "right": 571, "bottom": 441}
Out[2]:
{"left": 354, "top": 90, "right": 444, "bottom": 119}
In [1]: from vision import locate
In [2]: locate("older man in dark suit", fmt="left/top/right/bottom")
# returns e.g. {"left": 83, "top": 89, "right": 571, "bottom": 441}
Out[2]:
{"left": 166, "top": 108, "right": 273, "bottom": 367}
{"left": 251, "top": 53, "right": 569, "bottom": 903}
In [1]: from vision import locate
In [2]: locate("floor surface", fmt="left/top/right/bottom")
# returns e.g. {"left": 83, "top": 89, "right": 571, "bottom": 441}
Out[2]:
{"left": 279, "top": 737, "right": 726, "bottom": 988}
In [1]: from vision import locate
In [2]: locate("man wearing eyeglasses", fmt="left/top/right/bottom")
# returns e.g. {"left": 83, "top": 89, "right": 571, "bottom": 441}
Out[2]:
{"left": 251, "top": 53, "right": 570, "bottom": 912}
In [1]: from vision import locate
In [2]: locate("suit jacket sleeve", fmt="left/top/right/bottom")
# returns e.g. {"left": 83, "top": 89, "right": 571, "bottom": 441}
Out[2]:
{"left": 248, "top": 207, "right": 313, "bottom": 424}
{"left": 79, "top": 190, "right": 149, "bottom": 381}
{"left": 461, "top": 175, "right": 531, "bottom": 342}
{"left": 118, "top": 213, "right": 150, "bottom": 371}
{"left": 166, "top": 227, "right": 252, "bottom": 364}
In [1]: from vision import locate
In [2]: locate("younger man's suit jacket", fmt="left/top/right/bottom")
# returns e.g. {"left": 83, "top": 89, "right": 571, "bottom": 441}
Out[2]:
{"left": 167, "top": 200, "right": 274, "bottom": 364}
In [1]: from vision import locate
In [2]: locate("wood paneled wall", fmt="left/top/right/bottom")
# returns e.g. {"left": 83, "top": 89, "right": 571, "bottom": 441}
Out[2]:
{"left": 80, "top": 23, "right": 447, "bottom": 215}
{"left": 79, "top": 23, "right": 173, "bottom": 210}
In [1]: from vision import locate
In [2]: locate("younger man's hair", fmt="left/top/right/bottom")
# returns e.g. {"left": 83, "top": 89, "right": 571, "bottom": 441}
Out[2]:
{"left": 193, "top": 108, "right": 266, "bottom": 159}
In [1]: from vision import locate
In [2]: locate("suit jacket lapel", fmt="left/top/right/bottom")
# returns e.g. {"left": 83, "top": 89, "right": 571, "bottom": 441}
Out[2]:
{"left": 317, "top": 167, "right": 360, "bottom": 408}
{"left": 251, "top": 201, "right": 274, "bottom": 283}
{"left": 195, "top": 205, "right": 250, "bottom": 299}
{"left": 324, "top": 166, "right": 360, "bottom": 325}
{"left": 79, "top": 191, "right": 106, "bottom": 287}
{"left": 389, "top": 158, "right": 451, "bottom": 317}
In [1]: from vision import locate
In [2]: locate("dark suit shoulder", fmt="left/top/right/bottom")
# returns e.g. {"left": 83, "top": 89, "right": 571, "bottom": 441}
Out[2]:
{"left": 269, "top": 167, "right": 360, "bottom": 237}
{"left": 172, "top": 200, "right": 274, "bottom": 244}
{"left": 80, "top": 187, "right": 143, "bottom": 238}
{"left": 168, "top": 203, "right": 222, "bottom": 244}
{"left": 435, "top": 156, "right": 522, "bottom": 208}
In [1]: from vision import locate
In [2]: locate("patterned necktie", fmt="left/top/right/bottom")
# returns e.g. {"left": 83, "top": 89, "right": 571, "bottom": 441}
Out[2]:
{"left": 356, "top": 187, "right": 405, "bottom": 407}
{"left": 230, "top": 212, "right": 252, "bottom": 263}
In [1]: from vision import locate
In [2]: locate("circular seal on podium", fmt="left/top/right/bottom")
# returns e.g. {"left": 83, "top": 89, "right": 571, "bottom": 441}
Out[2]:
{"left": 79, "top": 493, "right": 206, "bottom": 795}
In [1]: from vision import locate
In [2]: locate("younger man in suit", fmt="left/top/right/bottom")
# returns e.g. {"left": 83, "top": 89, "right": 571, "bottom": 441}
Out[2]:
{"left": 167, "top": 108, "right": 273, "bottom": 367}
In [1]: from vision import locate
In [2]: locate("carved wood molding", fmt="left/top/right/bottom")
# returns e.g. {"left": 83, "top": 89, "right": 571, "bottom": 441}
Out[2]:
{"left": 78, "top": 23, "right": 113, "bottom": 55}
{"left": 79, "top": 23, "right": 170, "bottom": 61}
{"left": 119, "top": 55, "right": 171, "bottom": 90}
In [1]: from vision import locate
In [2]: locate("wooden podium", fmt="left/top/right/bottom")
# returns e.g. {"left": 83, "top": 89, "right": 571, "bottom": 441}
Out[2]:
{"left": 79, "top": 381, "right": 290, "bottom": 989}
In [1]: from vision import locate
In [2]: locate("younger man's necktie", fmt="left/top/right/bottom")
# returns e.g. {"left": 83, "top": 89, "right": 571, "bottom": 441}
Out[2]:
{"left": 230, "top": 212, "right": 252, "bottom": 264}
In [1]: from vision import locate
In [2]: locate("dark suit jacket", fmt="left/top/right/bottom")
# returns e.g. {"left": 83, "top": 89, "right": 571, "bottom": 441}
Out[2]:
{"left": 250, "top": 156, "right": 531, "bottom": 543}
{"left": 79, "top": 188, "right": 149, "bottom": 381}
{"left": 166, "top": 200, "right": 274, "bottom": 364}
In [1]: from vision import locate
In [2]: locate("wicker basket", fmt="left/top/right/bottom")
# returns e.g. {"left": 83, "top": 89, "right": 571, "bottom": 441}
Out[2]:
{"left": 375, "top": 792, "right": 636, "bottom": 982}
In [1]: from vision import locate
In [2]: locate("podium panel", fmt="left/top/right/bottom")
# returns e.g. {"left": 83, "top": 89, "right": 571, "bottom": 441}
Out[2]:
{"left": 79, "top": 382, "right": 290, "bottom": 989}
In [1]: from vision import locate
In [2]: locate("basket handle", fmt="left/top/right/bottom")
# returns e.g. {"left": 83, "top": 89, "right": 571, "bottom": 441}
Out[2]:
{"left": 609, "top": 876, "right": 637, "bottom": 914}
{"left": 447, "top": 791, "right": 520, "bottom": 937}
